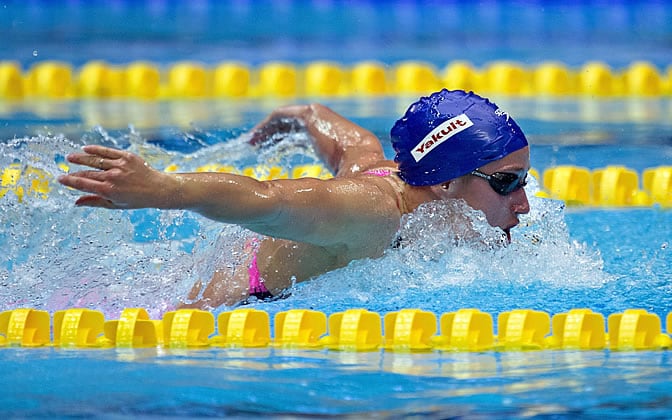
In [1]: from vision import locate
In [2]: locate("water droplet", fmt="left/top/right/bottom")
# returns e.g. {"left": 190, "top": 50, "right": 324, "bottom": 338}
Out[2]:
{"left": 32, "top": 49, "right": 38, "bottom": 57}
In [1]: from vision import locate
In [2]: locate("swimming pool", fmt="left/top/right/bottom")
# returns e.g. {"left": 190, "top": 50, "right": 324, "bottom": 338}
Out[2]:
{"left": 2, "top": 0, "right": 672, "bottom": 417}
{"left": 3, "top": 99, "right": 672, "bottom": 417}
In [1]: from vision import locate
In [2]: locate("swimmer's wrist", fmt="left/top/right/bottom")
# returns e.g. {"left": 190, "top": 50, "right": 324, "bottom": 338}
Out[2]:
{"left": 159, "top": 173, "right": 189, "bottom": 209}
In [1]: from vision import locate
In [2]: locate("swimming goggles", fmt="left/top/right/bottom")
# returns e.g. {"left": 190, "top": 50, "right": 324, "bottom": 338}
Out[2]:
{"left": 470, "top": 169, "right": 528, "bottom": 195}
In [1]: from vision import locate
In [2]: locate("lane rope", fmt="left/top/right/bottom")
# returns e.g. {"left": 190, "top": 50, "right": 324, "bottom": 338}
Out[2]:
{"left": 1, "top": 307, "right": 671, "bottom": 351}
{"left": 1, "top": 59, "right": 670, "bottom": 99}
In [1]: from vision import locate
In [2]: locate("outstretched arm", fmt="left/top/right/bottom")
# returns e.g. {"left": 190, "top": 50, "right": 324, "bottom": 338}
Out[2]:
{"left": 250, "top": 103, "right": 387, "bottom": 176}
{"left": 58, "top": 145, "right": 401, "bottom": 254}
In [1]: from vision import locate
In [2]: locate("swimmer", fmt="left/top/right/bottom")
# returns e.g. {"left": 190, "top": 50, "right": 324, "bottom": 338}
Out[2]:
{"left": 58, "top": 89, "right": 530, "bottom": 308}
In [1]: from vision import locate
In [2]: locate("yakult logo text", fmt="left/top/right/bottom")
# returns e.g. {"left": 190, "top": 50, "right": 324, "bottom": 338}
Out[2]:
{"left": 411, "top": 114, "right": 473, "bottom": 162}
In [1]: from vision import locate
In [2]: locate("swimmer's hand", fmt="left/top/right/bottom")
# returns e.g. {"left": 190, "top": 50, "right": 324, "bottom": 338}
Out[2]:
{"left": 249, "top": 117, "right": 305, "bottom": 147}
{"left": 249, "top": 106, "right": 307, "bottom": 147}
{"left": 58, "top": 145, "right": 176, "bottom": 209}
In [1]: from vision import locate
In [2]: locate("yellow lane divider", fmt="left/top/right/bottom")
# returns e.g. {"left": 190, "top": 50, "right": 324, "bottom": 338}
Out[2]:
{"left": 1, "top": 163, "right": 53, "bottom": 203}
{"left": 1, "top": 307, "right": 671, "bottom": 351}
{"left": 539, "top": 165, "right": 672, "bottom": 207}
{"left": 3, "top": 162, "right": 671, "bottom": 207}
{"left": 1, "top": 59, "right": 670, "bottom": 99}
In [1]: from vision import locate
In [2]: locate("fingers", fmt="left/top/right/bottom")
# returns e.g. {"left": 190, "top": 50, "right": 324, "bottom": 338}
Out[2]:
{"left": 74, "top": 195, "right": 116, "bottom": 208}
{"left": 81, "top": 145, "right": 126, "bottom": 159}
{"left": 60, "top": 169, "right": 109, "bottom": 182}
{"left": 66, "top": 152, "right": 109, "bottom": 170}
{"left": 67, "top": 153, "right": 116, "bottom": 170}
{"left": 59, "top": 172, "right": 129, "bottom": 209}
{"left": 57, "top": 172, "right": 107, "bottom": 194}
{"left": 60, "top": 145, "right": 160, "bottom": 209}
{"left": 66, "top": 145, "right": 131, "bottom": 170}
{"left": 59, "top": 171, "right": 116, "bottom": 208}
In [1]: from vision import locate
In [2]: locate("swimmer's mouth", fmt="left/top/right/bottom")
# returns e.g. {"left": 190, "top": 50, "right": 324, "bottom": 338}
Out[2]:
{"left": 504, "top": 228, "right": 511, "bottom": 243}
{"left": 503, "top": 223, "right": 518, "bottom": 243}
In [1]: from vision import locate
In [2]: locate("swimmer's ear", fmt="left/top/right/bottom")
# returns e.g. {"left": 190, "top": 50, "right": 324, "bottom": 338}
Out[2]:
{"left": 430, "top": 181, "right": 452, "bottom": 198}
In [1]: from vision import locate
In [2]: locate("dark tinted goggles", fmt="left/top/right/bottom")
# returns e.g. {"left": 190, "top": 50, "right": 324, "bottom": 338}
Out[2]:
{"left": 470, "top": 169, "right": 528, "bottom": 196}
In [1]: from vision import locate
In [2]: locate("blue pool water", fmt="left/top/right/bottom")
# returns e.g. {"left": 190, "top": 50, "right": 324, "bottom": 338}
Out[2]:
{"left": 2, "top": 97, "right": 672, "bottom": 417}
{"left": 3, "top": 347, "right": 672, "bottom": 417}
{"left": 2, "top": 0, "right": 672, "bottom": 417}
{"left": 2, "top": 0, "right": 671, "bottom": 68}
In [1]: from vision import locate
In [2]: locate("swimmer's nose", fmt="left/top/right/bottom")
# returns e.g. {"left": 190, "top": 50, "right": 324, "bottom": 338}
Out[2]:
{"left": 512, "top": 188, "right": 530, "bottom": 215}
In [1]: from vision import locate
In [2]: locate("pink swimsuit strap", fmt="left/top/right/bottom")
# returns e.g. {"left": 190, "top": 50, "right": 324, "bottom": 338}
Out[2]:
{"left": 363, "top": 168, "right": 394, "bottom": 177}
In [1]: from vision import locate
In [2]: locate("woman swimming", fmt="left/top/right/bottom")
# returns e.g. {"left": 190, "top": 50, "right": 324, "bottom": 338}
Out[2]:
{"left": 58, "top": 89, "right": 531, "bottom": 308}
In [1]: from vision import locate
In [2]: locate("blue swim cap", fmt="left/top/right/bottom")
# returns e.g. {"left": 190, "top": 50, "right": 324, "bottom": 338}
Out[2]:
{"left": 391, "top": 89, "right": 528, "bottom": 186}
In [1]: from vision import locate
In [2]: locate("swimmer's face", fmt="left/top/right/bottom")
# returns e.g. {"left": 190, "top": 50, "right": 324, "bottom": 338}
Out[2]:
{"left": 439, "top": 146, "right": 531, "bottom": 240}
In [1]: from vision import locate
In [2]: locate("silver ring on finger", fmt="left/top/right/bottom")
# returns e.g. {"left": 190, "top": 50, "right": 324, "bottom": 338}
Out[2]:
{"left": 99, "top": 158, "right": 105, "bottom": 169}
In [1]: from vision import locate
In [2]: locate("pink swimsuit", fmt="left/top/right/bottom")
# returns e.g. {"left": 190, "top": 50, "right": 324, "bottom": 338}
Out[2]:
{"left": 246, "top": 238, "right": 273, "bottom": 300}
{"left": 363, "top": 168, "right": 394, "bottom": 177}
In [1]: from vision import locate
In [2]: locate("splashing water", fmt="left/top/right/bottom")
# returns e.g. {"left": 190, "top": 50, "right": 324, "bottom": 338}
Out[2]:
{"left": 1, "top": 128, "right": 613, "bottom": 319}
{"left": 1, "top": 135, "right": 198, "bottom": 318}
{"left": 265, "top": 175, "right": 614, "bottom": 317}
{"left": 0, "top": 127, "right": 326, "bottom": 318}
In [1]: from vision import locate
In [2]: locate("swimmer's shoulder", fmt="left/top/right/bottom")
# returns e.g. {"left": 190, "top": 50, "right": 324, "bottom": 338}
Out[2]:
{"left": 356, "top": 161, "right": 412, "bottom": 214}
